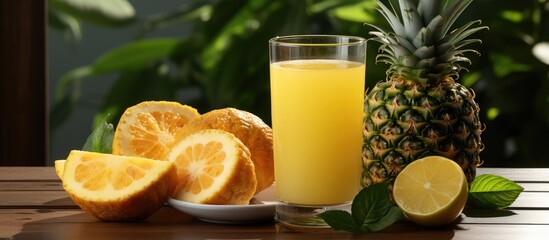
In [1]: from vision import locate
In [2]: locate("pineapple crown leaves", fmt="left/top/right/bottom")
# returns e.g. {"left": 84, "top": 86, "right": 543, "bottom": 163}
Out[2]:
{"left": 366, "top": 0, "right": 488, "bottom": 85}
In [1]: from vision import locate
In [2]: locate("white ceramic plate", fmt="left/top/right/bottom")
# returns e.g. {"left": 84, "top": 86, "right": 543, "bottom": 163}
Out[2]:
{"left": 168, "top": 185, "right": 276, "bottom": 224}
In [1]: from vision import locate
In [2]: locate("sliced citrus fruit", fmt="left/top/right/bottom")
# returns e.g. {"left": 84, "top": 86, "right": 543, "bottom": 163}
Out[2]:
{"left": 112, "top": 101, "right": 199, "bottom": 160}
{"left": 176, "top": 108, "right": 273, "bottom": 194}
{"left": 393, "top": 156, "right": 468, "bottom": 226}
{"left": 167, "top": 129, "right": 257, "bottom": 205}
{"left": 54, "top": 159, "right": 66, "bottom": 179}
{"left": 62, "top": 150, "right": 178, "bottom": 221}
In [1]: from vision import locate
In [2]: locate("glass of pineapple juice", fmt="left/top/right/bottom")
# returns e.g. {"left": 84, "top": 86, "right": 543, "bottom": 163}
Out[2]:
{"left": 269, "top": 35, "right": 366, "bottom": 227}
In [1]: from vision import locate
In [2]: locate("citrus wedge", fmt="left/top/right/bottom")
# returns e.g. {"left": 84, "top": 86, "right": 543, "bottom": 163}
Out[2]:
{"left": 176, "top": 108, "right": 273, "bottom": 194}
{"left": 54, "top": 159, "right": 66, "bottom": 179}
{"left": 393, "top": 156, "right": 468, "bottom": 226}
{"left": 167, "top": 129, "right": 257, "bottom": 205}
{"left": 112, "top": 101, "right": 199, "bottom": 160}
{"left": 62, "top": 150, "right": 178, "bottom": 221}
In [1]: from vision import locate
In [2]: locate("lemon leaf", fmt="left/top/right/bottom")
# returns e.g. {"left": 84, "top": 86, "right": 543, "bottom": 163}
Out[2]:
{"left": 318, "top": 182, "right": 404, "bottom": 233}
{"left": 468, "top": 174, "right": 524, "bottom": 209}
{"left": 82, "top": 118, "right": 114, "bottom": 154}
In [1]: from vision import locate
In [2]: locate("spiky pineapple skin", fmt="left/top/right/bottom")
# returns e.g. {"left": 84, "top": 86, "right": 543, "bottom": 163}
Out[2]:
{"left": 362, "top": 77, "right": 483, "bottom": 189}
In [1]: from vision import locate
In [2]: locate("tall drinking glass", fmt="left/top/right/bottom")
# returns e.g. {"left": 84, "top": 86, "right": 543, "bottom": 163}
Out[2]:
{"left": 269, "top": 35, "right": 366, "bottom": 227}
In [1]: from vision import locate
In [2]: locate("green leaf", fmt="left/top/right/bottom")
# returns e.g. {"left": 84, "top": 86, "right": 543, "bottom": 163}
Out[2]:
{"left": 81, "top": 118, "right": 114, "bottom": 154}
{"left": 317, "top": 210, "right": 361, "bottom": 233}
{"left": 352, "top": 181, "right": 392, "bottom": 225}
{"left": 54, "top": 66, "right": 92, "bottom": 101}
{"left": 49, "top": 0, "right": 136, "bottom": 27}
{"left": 48, "top": 8, "right": 82, "bottom": 41}
{"left": 92, "top": 38, "right": 182, "bottom": 73}
{"left": 50, "top": 67, "right": 91, "bottom": 133}
{"left": 201, "top": 0, "right": 269, "bottom": 71}
{"left": 137, "top": 1, "right": 212, "bottom": 37}
{"left": 362, "top": 206, "right": 404, "bottom": 232}
{"left": 331, "top": 1, "right": 377, "bottom": 23}
{"left": 468, "top": 174, "right": 524, "bottom": 209}
{"left": 490, "top": 53, "right": 532, "bottom": 77}
{"left": 318, "top": 182, "right": 404, "bottom": 233}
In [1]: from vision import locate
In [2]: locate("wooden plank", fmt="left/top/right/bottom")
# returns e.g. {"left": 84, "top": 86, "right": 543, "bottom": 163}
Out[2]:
{"left": 0, "top": 206, "right": 549, "bottom": 225}
{"left": 0, "top": 182, "right": 63, "bottom": 191}
{"left": 2, "top": 189, "right": 546, "bottom": 210}
{"left": 4, "top": 224, "right": 549, "bottom": 240}
{"left": 0, "top": 207, "right": 194, "bottom": 239}
{"left": 462, "top": 209, "right": 549, "bottom": 224}
{"left": 1, "top": 167, "right": 549, "bottom": 240}
{"left": 422, "top": 224, "right": 548, "bottom": 240}
{"left": 5, "top": 178, "right": 543, "bottom": 193}
{"left": 510, "top": 192, "right": 549, "bottom": 209}
{"left": 0, "top": 189, "right": 547, "bottom": 222}
{"left": 0, "top": 191, "right": 76, "bottom": 209}
{"left": 0, "top": 168, "right": 547, "bottom": 209}
{"left": 518, "top": 183, "right": 549, "bottom": 192}
{"left": 477, "top": 168, "right": 549, "bottom": 182}
{"left": 0, "top": 167, "right": 59, "bottom": 181}
{"left": 0, "top": 208, "right": 548, "bottom": 240}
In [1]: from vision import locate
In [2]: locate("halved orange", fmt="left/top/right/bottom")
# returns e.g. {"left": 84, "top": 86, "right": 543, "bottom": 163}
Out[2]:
{"left": 62, "top": 150, "right": 178, "bottom": 221}
{"left": 167, "top": 129, "right": 257, "bottom": 205}
{"left": 393, "top": 156, "right": 468, "bottom": 226}
{"left": 176, "top": 108, "right": 273, "bottom": 194}
{"left": 112, "top": 101, "right": 199, "bottom": 160}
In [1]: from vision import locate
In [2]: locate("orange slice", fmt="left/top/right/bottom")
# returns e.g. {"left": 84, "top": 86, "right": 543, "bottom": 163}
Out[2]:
{"left": 112, "top": 101, "right": 199, "bottom": 160}
{"left": 167, "top": 129, "right": 257, "bottom": 205}
{"left": 176, "top": 108, "right": 273, "bottom": 194}
{"left": 393, "top": 156, "right": 468, "bottom": 226}
{"left": 54, "top": 159, "right": 66, "bottom": 179}
{"left": 62, "top": 150, "right": 178, "bottom": 221}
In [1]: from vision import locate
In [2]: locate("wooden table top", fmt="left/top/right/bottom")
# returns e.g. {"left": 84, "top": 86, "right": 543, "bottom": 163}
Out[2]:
{"left": 1, "top": 167, "right": 548, "bottom": 240}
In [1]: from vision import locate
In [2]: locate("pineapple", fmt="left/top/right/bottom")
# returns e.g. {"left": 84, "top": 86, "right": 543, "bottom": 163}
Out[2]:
{"left": 362, "top": 0, "right": 488, "bottom": 189}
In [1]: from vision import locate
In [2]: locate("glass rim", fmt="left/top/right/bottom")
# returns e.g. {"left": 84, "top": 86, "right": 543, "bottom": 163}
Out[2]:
{"left": 269, "top": 34, "right": 366, "bottom": 47}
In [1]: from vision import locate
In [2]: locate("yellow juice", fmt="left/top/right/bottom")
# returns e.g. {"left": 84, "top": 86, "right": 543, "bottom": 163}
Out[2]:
{"left": 270, "top": 59, "right": 365, "bottom": 205}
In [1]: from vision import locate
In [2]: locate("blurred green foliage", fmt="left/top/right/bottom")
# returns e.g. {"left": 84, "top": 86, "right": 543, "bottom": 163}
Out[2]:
{"left": 50, "top": 0, "right": 549, "bottom": 167}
